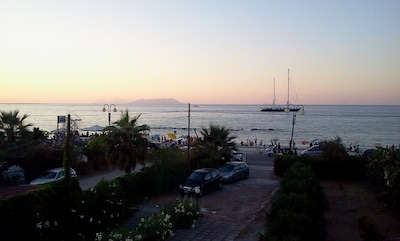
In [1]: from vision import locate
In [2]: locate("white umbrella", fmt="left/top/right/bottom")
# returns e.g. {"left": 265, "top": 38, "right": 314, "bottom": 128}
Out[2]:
{"left": 81, "top": 125, "right": 104, "bottom": 132}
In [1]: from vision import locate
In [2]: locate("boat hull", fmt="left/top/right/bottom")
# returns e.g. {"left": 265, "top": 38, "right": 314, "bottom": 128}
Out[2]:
{"left": 260, "top": 107, "right": 301, "bottom": 112}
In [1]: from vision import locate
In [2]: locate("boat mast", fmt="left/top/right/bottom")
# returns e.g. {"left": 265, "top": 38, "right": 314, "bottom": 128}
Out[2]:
{"left": 286, "top": 69, "right": 290, "bottom": 106}
{"left": 273, "top": 78, "right": 276, "bottom": 107}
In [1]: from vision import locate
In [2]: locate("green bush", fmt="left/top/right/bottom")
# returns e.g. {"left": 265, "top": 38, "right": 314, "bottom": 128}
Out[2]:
{"left": 162, "top": 198, "right": 199, "bottom": 230}
{"left": 274, "top": 154, "right": 367, "bottom": 180}
{"left": 96, "top": 199, "right": 199, "bottom": 241}
{"left": 135, "top": 212, "right": 173, "bottom": 241}
{"left": 116, "top": 171, "right": 151, "bottom": 205}
{"left": 319, "top": 140, "right": 348, "bottom": 161}
{"left": 82, "top": 136, "right": 107, "bottom": 170}
{"left": 79, "top": 179, "right": 131, "bottom": 233}
{"left": 366, "top": 146, "right": 400, "bottom": 215}
{"left": 261, "top": 162, "right": 327, "bottom": 241}
{"left": 273, "top": 155, "right": 310, "bottom": 176}
{"left": 95, "top": 228, "right": 142, "bottom": 241}
{"left": 0, "top": 178, "right": 82, "bottom": 241}
{"left": 143, "top": 148, "right": 188, "bottom": 194}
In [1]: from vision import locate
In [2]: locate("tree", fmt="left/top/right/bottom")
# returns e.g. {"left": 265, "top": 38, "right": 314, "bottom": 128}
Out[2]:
{"left": 103, "top": 110, "right": 150, "bottom": 173}
{"left": 195, "top": 124, "right": 238, "bottom": 167}
{"left": 0, "top": 110, "right": 32, "bottom": 144}
{"left": 320, "top": 139, "right": 348, "bottom": 161}
{"left": 83, "top": 135, "right": 107, "bottom": 170}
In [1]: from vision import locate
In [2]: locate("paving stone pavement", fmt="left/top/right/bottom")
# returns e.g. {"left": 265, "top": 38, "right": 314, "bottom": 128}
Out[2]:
{"left": 121, "top": 205, "right": 250, "bottom": 241}
{"left": 168, "top": 218, "right": 246, "bottom": 241}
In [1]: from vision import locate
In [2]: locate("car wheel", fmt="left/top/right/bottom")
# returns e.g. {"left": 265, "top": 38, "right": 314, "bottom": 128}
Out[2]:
{"left": 229, "top": 177, "right": 234, "bottom": 183}
{"left": 245, "top": 172, "right": 249, "bottom": 179}
{"left": 218, "top": 182, "right": 223, "bottom": 190}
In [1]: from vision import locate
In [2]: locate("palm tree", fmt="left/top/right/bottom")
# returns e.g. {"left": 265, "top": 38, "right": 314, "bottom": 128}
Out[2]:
{"left": 103, "top": 110, "right": 150, "bottom": 173}
{"left": 195, "top": 124, "right": 238, "bottom": 167}
{"left": 0, "top": 110, "right": 32, "bottom": 144}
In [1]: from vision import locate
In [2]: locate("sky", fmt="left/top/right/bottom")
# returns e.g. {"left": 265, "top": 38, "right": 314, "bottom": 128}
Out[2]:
{"left": 1, "top": 0, "right": 399, "bottom": 105}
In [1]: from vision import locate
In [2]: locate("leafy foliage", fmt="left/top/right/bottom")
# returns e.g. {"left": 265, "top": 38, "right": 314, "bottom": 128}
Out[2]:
{"left": 319, "top": 139, "right": 348, "bottom": 161}
{"left": 366, "top": 146, "right": 400, "bottom": 215}
{"left": 162, "top": 199, "right": 199, "bottom": 230}
{"left": 0, "top": 110, "right": 32, "bottom": 144}
{"left": 83, "top": 135, "right": 108, "bottom": 170}
{"left": 262, "top": 162, "right": 327, "bottom": 241}
{"left": 144, "top": 148, "right": 188, "bottom": 194}
{"left": 193, "top": 124, "right": 237, "bottom": 168}
{"left": 103, "top": 111, "right": 150, "bottom": 173}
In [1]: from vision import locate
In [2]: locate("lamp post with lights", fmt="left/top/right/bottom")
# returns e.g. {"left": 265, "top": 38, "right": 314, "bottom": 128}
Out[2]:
{"left": 285, "top": 105, "right": 305, "bottom": 155}
{"left": 102, "top": 104, "right": 117, "bottom": 126}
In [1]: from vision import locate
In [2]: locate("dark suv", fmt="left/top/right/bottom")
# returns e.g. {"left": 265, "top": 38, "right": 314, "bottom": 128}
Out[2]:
{"left": 179, "top": 168, "right": 223, "bottom": 197}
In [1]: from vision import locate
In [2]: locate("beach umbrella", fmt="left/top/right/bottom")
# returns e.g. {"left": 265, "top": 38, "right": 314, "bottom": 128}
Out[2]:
{"left": 167, "top": 133, "right": 177, "bottom": 139}
{"left": 152, "top": 134, "right": 160, "bottom": 139}
{"left": 301, "top": 140, "right": 308, "bottom": 145}
{"left": 81, "top": 125, "right": 104, "bottom": 132}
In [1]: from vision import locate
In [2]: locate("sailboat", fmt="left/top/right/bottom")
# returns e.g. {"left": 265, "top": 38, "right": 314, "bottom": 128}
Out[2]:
{"left": 260, "top": 69, "right": 302, "bottom": 112}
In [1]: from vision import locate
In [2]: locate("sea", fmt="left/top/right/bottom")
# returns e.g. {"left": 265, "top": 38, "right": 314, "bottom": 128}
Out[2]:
{"left": 0, "top": 103, "right": 399, "bottom": 151}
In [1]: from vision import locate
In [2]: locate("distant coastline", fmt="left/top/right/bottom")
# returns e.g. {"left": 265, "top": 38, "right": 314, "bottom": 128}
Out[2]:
{"left": 127, "top": 98, "right": 182, "bottom": 105}
{"left": 0, "top": 101, "right": 399, "bottom": 106}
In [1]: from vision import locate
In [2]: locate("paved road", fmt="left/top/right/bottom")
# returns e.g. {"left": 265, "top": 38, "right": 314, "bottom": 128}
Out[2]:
{"left": 121, "top": 147, "right": 281, "bottom": 241}
{"left": 170, "top": 148, "right": 280, "bottom": 241}
{"left": 78, "top": 163, "right": 149, "bottom": 190}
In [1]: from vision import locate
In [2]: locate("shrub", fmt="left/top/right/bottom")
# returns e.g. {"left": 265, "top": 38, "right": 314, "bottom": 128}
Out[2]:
{"left": 23, "top": 143, "right": 63, "bottom": 180}
{"left": 116, "top": 171, "right": 150, "bottom": 205}
{"left": 274, "top": 154, "right": 367, "bottom": 180}
{"left": 366, "top": 146, "right": 400, "bottom": 215}
{"left": 136, "top": 211, "right": 173, "bottom": 241}
{"left": 319, "top": 140, "right": 348, "bottom": 161}
{"left": 95, "top": 228, "right": 142, "bottom": 241}
{"left": 82, "top": 136, "right": 107, "bottom": 170}
{"left": 1, "top": 165, "right": 25, "bottom": 183}
{"left": 261, "top": 162, "right": 327, "bottom": 241}
{"left": 144, "top": 148, "right": 188, "bottom": 194}
{"left": 80, "top": 179, "right": 132, "bottom": 230}
{"left": 273, "top": 155, "right": 309, "bottom": 176}
{"left": 162, "top": 198, "right": 199, "bottom": 230}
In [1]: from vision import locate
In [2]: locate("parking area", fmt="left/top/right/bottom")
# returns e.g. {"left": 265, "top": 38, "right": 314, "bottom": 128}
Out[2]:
{"left": 134, "top": 147, "right": 282, "bottom": 240}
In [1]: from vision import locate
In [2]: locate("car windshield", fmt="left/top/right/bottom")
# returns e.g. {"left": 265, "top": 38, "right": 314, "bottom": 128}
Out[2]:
{"left": 41, "top": 171, "right": 57, "bottom": 179}
{"left": 220, "top": 164, "right": 234, "bottom": 172}
{"left": 188, "top": 172, "right": 205, "bottom": 181}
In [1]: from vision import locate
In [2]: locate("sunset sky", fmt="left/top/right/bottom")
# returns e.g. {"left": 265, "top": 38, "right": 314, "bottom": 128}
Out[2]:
{"left": 1, "top": 1, "right": 399, "bottom": 105}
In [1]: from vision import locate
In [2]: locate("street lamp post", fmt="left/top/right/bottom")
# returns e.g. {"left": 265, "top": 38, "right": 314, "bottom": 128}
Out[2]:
{"left": 102, "top": 104, "right": 117, "bottom": 126}
{"left": 285, "top": 105, "right": 305, "bottom": 155}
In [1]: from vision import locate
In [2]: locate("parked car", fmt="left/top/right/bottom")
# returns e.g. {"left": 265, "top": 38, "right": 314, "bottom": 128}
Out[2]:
{"left": 219, "top": 161, "right": 249, "bottom": 183}
{"left": 179, "top": 168, "right": 223, "bottom": 197}
{"left": 30, "top": 167, "right": 77, "bottom": 185}
{"left": 301, "top": 145, "right": 324, "bottom": 156}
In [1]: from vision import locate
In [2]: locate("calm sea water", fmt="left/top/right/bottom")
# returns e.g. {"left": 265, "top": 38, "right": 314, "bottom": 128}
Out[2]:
{"left": 0, "top": 103, "right": 399, "bottom": 150}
